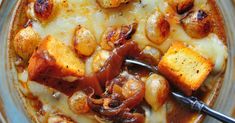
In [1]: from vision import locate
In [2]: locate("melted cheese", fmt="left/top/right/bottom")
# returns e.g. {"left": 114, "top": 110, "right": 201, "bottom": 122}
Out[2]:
{"left": 27, "top": 81, "right": 97, "bottom": 123}
{"left": 143, "top": 104, "right": 167, "bottom": 123}
{"left": 170, "top": 24, "right": 227, "bottom": 73}
{"left": 30, "top": 0, "right": 227, "bottom": 74}
{"left": 24, "top": 0, "right": 227, "bottom": 123}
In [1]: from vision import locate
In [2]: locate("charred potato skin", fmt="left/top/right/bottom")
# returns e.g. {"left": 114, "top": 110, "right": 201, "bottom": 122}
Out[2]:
{"left": 181, "top": 10, "right": 211, "bottom": 39}
{"left": 73, "top": 25, "right": 97, "bottom": 57}
{"left": 177, "top": 0, "right": 194, "bottom": 14}
{"left": 168, "top": 0, "right": 194, "bottom": 14}
{"left": 100, "top": 23, "right": 137, "bottom": 50}
{"left": 145, "top": 11, "right": 170, "bottom": 45}
{"left": 13, "top": 27, "right": 41, "bottom": 61}
{"left": 34, "top": 0, "right": 57, "bottom": 22}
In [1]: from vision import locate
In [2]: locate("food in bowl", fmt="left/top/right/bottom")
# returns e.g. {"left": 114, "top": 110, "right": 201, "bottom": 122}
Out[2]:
{"left": 10, "top": 0, "right": 228, "bottom": 122}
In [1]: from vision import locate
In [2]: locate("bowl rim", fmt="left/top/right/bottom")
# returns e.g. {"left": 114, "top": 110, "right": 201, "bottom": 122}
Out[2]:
{"left": 0, "top": 0, "right": 235, "bottom": 123}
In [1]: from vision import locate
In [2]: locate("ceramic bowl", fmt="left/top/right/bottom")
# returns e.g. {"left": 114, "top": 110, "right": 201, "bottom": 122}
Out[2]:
{"left": 0, "top": 0, "right": 234, "bottom": 123}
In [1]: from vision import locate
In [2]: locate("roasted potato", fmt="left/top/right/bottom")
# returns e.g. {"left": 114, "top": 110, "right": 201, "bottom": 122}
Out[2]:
{"left": 73, "top": 25, "right": 97, "bottom": 57}
{"left": 146, "top": 11, "right": 170, "bottom": 45}
{"left": 177, "top": 0, "right": 194, "bottom": 14}
{"left": 97, "top": 0, "right": 131, "bottom": 8}
{"left": 168, "top": 0, "right": 194, "bottom": 14}
{"left": 145, "top": 74, "right": 170, "bottom": 110}
{"left": 92, "top": 50, "right": 110, "bottom": 72}
{"left": 181, "top": 10, "right": 211, "bottom": 39}
{"left": 122, "top": 79, "right": 143, "bottom": 99}
{"left": 140, "top": 46, "right": 161, "bottom": 65}
{"left": 34, "top": 0, "right": 57, "bottom": 22}
{"left": 68, "top": 91, "right": 89, "bottom": 114}
{"left": 100, "top": 23, "right": 137, "bottom": 50}
{"left": 100, "top": 27, "right": 117, "bottom": 50}
{"left": 13, "top": 27, "right": 41, "bottom": 61}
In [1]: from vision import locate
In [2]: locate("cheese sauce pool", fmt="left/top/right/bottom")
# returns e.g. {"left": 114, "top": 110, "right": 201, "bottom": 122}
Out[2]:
{"left": 13, "top": 0, "right": 227, "bottom": 123}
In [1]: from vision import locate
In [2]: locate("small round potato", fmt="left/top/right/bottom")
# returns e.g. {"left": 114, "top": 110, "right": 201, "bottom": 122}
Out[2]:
{"left": 145, "top": 74, "right": 170, "bottom": 111}
{"left": 34, "top": 0, "right": 57, "bottom": 22}
{"left": 177, "top": 0, "right": 194, "bottom": 14}
{"left": 68, "top": 91, "right": 89, "bottom": 114}
{"left": 122, "top": 79, "right": 143, "bottom": 99}
{"left": 168, "top": 0, "right": 194, "bottom": 14}
{"left": 181, "top": 10, "right": 211, "bottom": 39}
{"left": 146, "top": 11, "right": 170, "bottom": 45}
{"left": 141, "top": 46, "right": 161, "bottom": 65}
{"left": 100, "top": 27, "right": 119, "bottom": 50}
{"left": 92, "top": 50, "right": 110, "bottom": 72}
{"left": 100, "top": 23, "right": 137, "bottom": 50}
{"left": 13, "top": 27, "right": 41, "bottom": 61}
{"left": 73, "top": 25, "right": 97, "bottom": 57}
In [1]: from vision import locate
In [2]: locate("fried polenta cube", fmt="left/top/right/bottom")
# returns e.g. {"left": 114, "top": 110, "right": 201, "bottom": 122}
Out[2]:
{"left": 28, "top": 36, "right": 85, "bottom": 81}
{"left": 158, "top": 42, "right": 213, "bottom": 95}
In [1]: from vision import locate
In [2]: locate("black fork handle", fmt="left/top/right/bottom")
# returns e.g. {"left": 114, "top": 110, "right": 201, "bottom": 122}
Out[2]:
{"left": 202, "top": 105, "right": 235, "bottom": 123}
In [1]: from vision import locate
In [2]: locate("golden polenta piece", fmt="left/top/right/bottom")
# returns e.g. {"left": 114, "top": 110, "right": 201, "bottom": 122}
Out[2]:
{"left": 158, "top": 42, "right": 213, "bottom": 95}
{"left": 28, "top": 36, "right": 85, "bottom": 81}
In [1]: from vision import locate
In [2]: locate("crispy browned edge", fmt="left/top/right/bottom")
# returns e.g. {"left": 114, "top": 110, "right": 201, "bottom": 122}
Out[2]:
{"left": 194, "top": 0, "right": 227, "bottom": 122}
{"left": 7, "top": 0, "right": 227, "bottom": 123}
{"left": 7, "top": 0, "right": 41, "bottom": 123}
{"left": 209, "top": 0, "right": 227, "bottom": 43}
